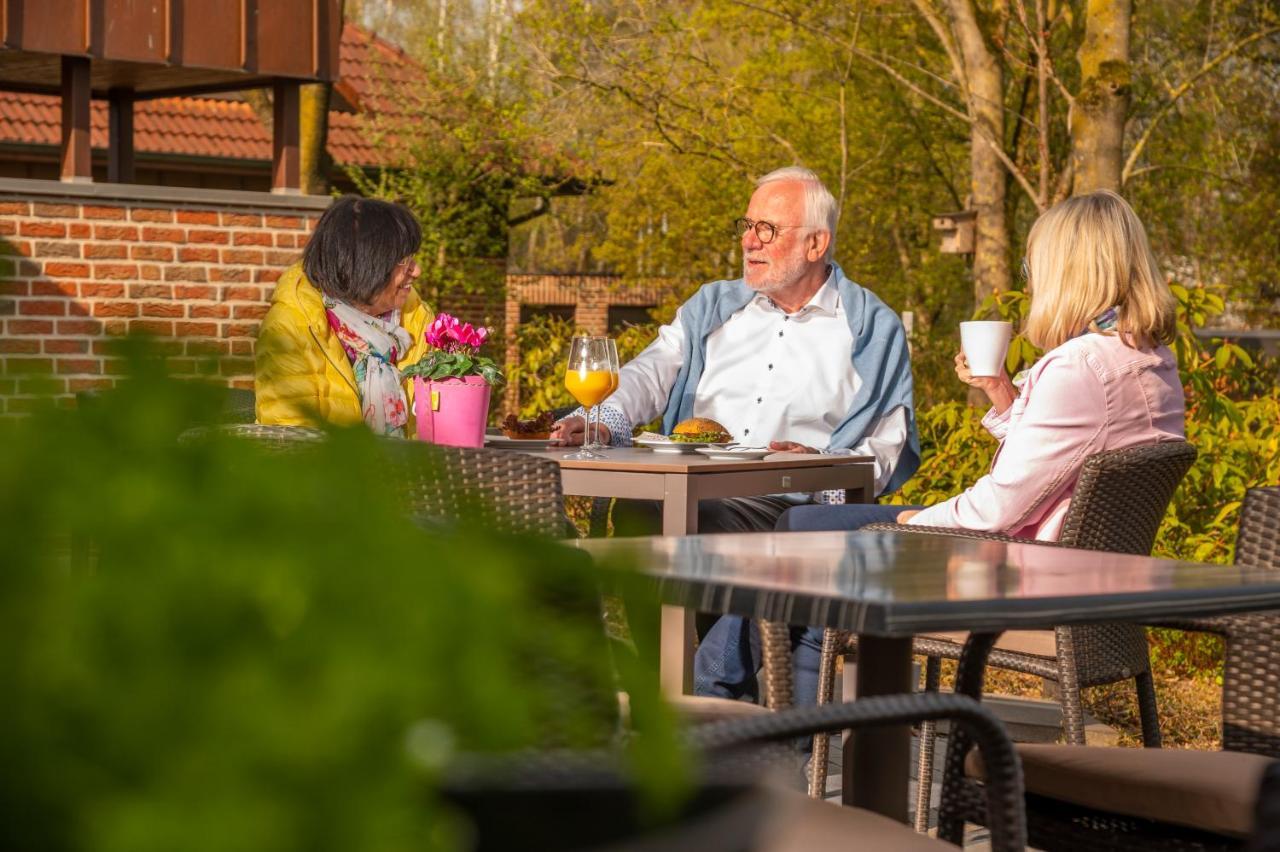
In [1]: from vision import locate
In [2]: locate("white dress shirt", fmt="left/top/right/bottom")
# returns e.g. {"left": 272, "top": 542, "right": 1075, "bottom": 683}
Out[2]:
{"left": 597, "top": 271, "right": 908, "bottom": 496}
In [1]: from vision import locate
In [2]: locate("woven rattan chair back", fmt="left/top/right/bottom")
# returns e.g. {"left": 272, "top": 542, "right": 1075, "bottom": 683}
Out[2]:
{"left": 222, "top": 387, "right": 256, "bottom": 424}
{"left": 1053, "top": 441, "right": 1198, "bottom": 690}
{"left": 179, "top": 423, "right": 326, "bottom": 451}
{"left": 183, "top": 425, "right": 569, "bottom": 538}
{"left": 1057, "top": 441, "right": 1198, "bottom": 554}
{"left": 1222, "top": 486, "right": 1280, "bottom": 758}
{"left": 377, "top": 440, "right": 569, "bottom": 538}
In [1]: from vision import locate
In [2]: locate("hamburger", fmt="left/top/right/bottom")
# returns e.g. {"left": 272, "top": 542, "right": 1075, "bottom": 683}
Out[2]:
{"left": 669, "top": 417, "right": 733, "bottom": 444}
{"left": 502, "top": 411, "right": 554, "bottom": 440}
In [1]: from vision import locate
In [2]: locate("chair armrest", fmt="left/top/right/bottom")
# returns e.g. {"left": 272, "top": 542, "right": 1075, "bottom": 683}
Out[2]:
{"left": 689, "top": 693, "right": 1026, "bottom": 852}
{"left": 862, "top": 522, "right": 1044, "bottom": 546}
{"left": 1142, "top": 616, "right": 1233, "bottom": 634}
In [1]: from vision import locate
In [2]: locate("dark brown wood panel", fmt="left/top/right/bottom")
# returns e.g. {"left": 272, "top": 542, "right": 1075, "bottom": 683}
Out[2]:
{"left": 107, "top": 87, "right": 134, "bottom": 182}
{"left": 98, "top": 0, "right": 166, "bottom": 64}
{"left": 271, "top": 78, "right": 300, "bottom": 190}
{"left": 255, "top": 0, "right": 313, "bottom": 77}
{"left": 314, "top": 0, "right": 340, "bottom": 79}
{"left": 173, "top": 0, "right": 242, "bottom": 71}
{"left": 60, "top": 55, "right": 91, "bottom": 180}
{"left": 6, "top": 0, "right": 88, "bottom": 55}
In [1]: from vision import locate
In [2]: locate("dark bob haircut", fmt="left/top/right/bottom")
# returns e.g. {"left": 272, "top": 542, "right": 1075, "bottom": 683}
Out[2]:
{"left": 302, "top": 195, "right": 422, "bottom": 305}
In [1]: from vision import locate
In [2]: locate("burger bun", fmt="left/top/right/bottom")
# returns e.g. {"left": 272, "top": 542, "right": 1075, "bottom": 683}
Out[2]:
{"left": 670, "top": 417, "right": 733, "bottom": 444}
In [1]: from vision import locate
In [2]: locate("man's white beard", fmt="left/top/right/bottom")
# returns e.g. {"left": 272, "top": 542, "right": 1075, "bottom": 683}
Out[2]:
{"left": 744, "top": 251, "right": 810, "bottom": 294}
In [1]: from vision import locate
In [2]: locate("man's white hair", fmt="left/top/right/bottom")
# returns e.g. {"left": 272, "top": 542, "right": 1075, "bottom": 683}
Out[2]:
{"left": 755, "top": 166, "right": 839, "bottom": 259}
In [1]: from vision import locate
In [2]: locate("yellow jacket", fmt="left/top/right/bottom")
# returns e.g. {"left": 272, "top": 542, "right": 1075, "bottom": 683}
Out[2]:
{"left": 254, "top": 263, "right": 432, "bottom": 431}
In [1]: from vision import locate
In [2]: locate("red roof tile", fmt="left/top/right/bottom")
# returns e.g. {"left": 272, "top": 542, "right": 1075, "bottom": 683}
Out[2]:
{"left": 0, "top": 23, "right": 420, "bottom": 168}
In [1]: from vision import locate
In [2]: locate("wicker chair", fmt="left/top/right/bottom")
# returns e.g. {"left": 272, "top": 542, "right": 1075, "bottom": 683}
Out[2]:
{"left": 184, "top": 424, "right": 571, "bottom": 538}
{"left": 803, "top": 440, "right": 1198, "bottom": 811}
{"left": 222, "top": 386, "right": 256, "bottom": 424}
{"left": 689, "top": 693, "right": 1029, "bottom": 851}
{"left": 942, "top": 485, "right": 1280, "bottom": 851}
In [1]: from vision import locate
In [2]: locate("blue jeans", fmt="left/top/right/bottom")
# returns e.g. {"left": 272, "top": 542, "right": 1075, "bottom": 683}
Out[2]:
{"left": 693, "top": 502, "right": 924, "bottom": 709}
{"left": 694, "top": 618, "right": 825, "bottom": 706}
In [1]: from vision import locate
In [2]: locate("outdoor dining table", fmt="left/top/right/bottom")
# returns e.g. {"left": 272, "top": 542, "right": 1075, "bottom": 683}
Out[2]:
{"left": 501, "top": 445, "right": 875, "bottom": 694}
{"left": 573, "top": 528, "right": 1280, "bottom": 822}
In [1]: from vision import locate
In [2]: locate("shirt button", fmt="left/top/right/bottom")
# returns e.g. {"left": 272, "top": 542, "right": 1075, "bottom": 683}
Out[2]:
{"left": 757, "top": 397, "right": 762, "bottom": 403}
{"left": 778, "top": 331, "right": 783, "bottom": 337}
{"left": 768, "top": 364, "right": 773, "bottom": 370}
{"left": 744, "top": 428, "right": 750, "bottom": 435}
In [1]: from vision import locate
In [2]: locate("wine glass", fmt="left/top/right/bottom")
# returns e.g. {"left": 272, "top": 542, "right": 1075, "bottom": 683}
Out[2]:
{"left": 563, "top": 336, "right": 613, "bottom": 460}
{"left": 582, "top": 337, "right": 620, "bottom": 453}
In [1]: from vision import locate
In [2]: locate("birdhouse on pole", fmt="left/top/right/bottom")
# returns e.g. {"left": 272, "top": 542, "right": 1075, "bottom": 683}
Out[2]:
{"left": 932, "top": 209, "right": 977, "bottom": 254}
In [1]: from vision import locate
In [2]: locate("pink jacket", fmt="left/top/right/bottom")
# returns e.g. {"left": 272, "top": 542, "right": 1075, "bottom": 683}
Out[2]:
{"left": 908, "top": 333, "right": 1186, "bottom": 541}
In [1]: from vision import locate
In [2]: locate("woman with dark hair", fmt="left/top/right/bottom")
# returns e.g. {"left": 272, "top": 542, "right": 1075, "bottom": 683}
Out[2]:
{"left": 255, "top": 196, "right": 432, "bottom": 435}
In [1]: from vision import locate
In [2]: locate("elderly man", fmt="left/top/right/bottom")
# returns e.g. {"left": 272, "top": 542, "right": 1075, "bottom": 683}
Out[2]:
{"left": 552, "top": 166, "right": 920, "bottom": 704}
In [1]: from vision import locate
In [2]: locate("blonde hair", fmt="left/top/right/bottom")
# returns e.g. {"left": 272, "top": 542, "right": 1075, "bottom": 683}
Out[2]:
{"left": 1022, "top": 190, "right": 1176, "bottom": 351}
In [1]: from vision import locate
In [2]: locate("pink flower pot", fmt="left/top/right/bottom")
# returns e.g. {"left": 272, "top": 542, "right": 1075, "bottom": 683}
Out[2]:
{"left": 413, "top": 376, "right": 491, "bottom": 448}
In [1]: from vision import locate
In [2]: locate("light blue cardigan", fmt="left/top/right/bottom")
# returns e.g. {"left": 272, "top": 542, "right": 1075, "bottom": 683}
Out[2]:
{"left": 659, "top": 263, "right": 921, "bottom": 494}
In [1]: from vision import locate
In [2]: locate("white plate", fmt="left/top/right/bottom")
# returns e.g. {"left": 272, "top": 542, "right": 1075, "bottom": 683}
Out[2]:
{"left": 633, "top": 434, "right": 730, "bottom": 454}
{"left": 694, "top": 447, "right": 771, "bottom": 461}
{"left": 484, "top": 434, "right": 555, "bottom": 451}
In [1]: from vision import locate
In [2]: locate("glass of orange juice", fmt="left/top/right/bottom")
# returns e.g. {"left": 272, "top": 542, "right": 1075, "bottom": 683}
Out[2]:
{"left": 564, "top": 336, "right": 614, "bottom": 460}
{"left": 582, "top": 337, "right": 620, "bottom": 452}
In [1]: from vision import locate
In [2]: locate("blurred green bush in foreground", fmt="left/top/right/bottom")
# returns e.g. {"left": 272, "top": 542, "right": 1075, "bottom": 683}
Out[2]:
{"left": 0, "top": 340, "right": 682, "bottom": 852}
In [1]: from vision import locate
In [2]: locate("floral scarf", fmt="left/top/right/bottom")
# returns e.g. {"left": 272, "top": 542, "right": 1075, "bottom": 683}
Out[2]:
{"left": 324, "top": 297, "right": 412, "bottom": 436}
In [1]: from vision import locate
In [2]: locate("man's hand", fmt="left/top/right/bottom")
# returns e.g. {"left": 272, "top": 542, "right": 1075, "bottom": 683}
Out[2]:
{"left": 549, "top": 416, "right": 611, "bottom": 447}
{"left": 896, "top": 509, "right": 921, "bottom": 524}
{"left": 768, "top": 440, "right": 819, "bottom": 454}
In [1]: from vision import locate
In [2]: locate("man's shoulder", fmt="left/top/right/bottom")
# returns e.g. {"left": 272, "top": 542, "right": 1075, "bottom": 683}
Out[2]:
{"left": 676, "top": 277, "right": 754, "bottom": 320}
{"left": 687, "top": 276, "right": 751, "bottom": 300}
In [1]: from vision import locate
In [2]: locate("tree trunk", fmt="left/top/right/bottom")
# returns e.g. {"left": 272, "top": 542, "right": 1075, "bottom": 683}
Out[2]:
{"left": 299, "top": 83, "right": 333, "bottom": 195}
{"left": 1071, "top": 0, "right": 1132, "bottom": 194}
{"left": 947, "top": 0, "right": 1010, "bottom": 310}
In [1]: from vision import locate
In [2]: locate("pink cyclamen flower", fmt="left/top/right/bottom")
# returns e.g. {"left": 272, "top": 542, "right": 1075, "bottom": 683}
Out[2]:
{"left": 424, "top": 314, "right": 452, "bottom": 349}
{"left": 456, "top": 322, "right": 488, "bottom": 350}
{"left": 424, "top": 313, "right": 491, "bottom": 353}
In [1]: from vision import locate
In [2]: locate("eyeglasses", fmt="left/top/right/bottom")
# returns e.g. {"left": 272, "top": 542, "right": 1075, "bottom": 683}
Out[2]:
{"left": 734, "top": 217, "right": 805, "bottom": 244}
{"left": 396, "top": 256, "right": 418, "bottom": 272}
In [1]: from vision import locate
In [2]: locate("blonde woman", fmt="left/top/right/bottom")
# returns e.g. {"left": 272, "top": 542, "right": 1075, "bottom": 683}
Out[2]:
{"left": 778, "top": 189, "right": 1185, "bottom": 539}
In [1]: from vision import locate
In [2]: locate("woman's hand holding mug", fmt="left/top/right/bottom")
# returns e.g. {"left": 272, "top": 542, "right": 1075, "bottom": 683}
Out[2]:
{"left": 955, "top": 352, "right": 1018, "bottom": 414}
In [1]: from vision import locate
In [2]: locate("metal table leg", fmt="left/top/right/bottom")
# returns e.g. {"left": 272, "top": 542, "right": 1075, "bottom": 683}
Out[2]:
{"left": 843, "top": 634, "right": 913, "bottom": 821}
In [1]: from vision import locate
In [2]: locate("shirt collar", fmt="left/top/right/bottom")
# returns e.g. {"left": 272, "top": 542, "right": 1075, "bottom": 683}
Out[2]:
{"left": 754, "top": 264, "right": 840, "bottom": 317}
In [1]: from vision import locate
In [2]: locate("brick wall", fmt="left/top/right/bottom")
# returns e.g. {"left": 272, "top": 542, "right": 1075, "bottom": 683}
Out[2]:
{"left": 0, "top": 179, "right": 331, "bottom": 414}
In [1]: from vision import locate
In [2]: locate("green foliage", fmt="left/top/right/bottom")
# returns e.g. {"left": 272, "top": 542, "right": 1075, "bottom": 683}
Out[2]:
{"left": 881, "top": 401, "right": 995, "bottom": 508}
{"left": 512, "top": 314, "right": 659, "bottom": 420}
{"left": 1, "top": 338, "right": 686, "bottom": 852}
{"left": 402, "top": 350, "right": 504, "bottom": 385}
{"left": 1156, "top": 284, "right": 1280, "bottom": 564}
{"left": 512, "top": 314, "right": 579, "bottom": 417}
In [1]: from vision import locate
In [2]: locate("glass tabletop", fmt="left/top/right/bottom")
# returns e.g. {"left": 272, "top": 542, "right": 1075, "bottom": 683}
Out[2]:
{"left": 576, "top": 529, "right": 1280, "bottom": 636}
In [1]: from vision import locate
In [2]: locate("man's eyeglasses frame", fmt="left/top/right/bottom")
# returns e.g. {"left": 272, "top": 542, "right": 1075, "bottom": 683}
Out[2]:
{"left": 734, "top": 217, "right": 806, "bottom": 244}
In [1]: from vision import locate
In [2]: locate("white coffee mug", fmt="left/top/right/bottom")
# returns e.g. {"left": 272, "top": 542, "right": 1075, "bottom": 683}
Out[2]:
{"left": 960, "top": 321, "right": 1013, "bottom": 377}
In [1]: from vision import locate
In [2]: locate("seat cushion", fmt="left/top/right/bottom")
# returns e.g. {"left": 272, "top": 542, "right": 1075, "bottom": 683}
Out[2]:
{"left": 922, "top": 629, "right": 1058, "bottom": 659}
{"left": 758, "top": 790, "right": 951, "bottom": 851}
{"left": 966, "top": 744, "right": 1278, "bottom": 838}
{"left": 670, "top": 694, "right": 772, "bottom": 725}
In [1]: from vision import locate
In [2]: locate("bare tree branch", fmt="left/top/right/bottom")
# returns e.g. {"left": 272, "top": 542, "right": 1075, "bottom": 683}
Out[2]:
{"left": 1122, "top": 25, "right": 1280, "bottom": 185}
{"left": 911, "top": 0, "right": 970, "bottom": 94}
